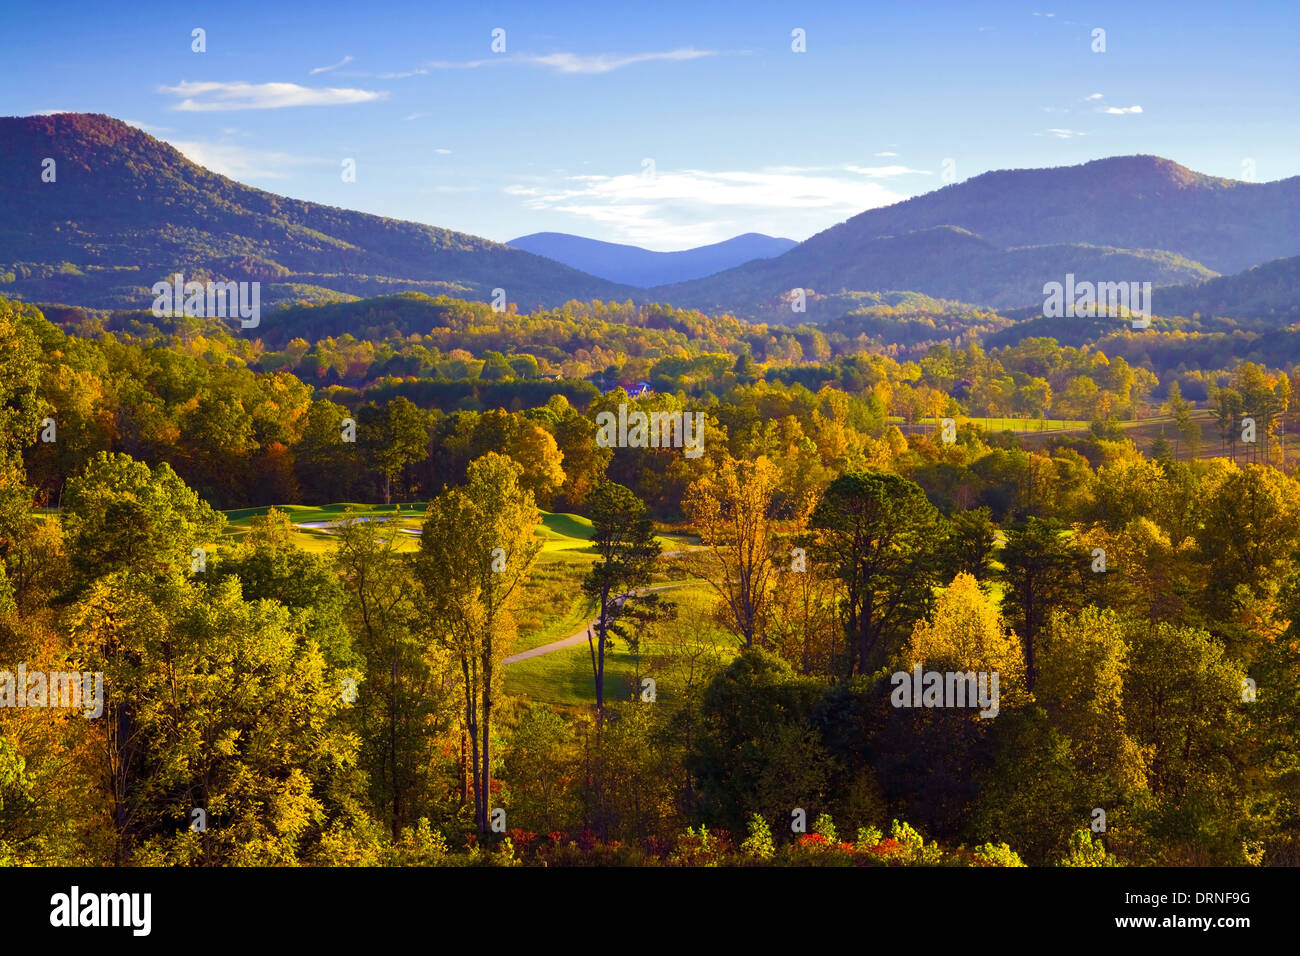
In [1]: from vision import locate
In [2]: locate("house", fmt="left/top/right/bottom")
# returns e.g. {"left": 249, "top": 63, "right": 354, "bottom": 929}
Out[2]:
{"left": 601, "top": 380, "right": 654, "bottom": 398}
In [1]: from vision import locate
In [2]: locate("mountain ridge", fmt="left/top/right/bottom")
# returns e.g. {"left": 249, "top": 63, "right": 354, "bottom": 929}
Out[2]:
{"left": 0, "top": 112, "right": 636, "bottom": 311}
{"left": 507, "top": 231, "right": 796, "bottom": 286}
{"left": 651, "top": 154, "right": 1300, "bottom": 318}
{"left": 4, "top": 116, "right": 1298, "bottom": 324}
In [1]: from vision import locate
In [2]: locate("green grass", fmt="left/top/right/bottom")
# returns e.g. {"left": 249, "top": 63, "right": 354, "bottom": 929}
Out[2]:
{"left": 537, "top": 512, "right": 594, "bottom": 540}
{"left": 504, "top": 578, "right": 735, "bottom": 706}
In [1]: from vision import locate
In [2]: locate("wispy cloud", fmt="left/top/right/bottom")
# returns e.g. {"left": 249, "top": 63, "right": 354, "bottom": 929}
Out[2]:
{"left": 1045, "top": 128, "right": 1085, "bottom": 138}
{"left": 159, "top": 80, "right": 387, "bottom": 111}
{"left": 843, "top": 164, "right": 930, "bottom": 177}
{"left": 1085, "top": 92, "right": 1104, "bottom": 101}
{"left": 310, "top": 55, "right": 354, "bottom": 75}
{"left": 387, "top": 47, "right": 722, "bottom": 76}
{"left": 875, "top": 150, "right": 899, "bottom": 157}
{"left": 518, "top": 48, "right": 717, "bottom": 73}
{"left": 1102, "top": 105, "right": 1143, "bottom": 114}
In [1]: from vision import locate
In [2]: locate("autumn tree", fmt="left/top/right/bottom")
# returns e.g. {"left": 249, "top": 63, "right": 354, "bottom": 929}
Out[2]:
{"left": 1195, "top": 464, "right": 1300, "bottom": 622}
{"left": 683, "top": 454, "right": 784, "bottom": 648}
{"left": 335, "top": 511, "right": 455, "bottom": 839}
{"left": 1037, "top": 607, "right": 1148, "bottom": 798}
{"left": 505, "top": 420, "right": 566, "bottom": 507}
{"left": 884, "top": 573, "right": 1026, "bottom": 834}
{"left": 417, "top": 453, "right": 541, "bottom": 835}
{"left": 69, "top": 572, "right": 359, "bottom": 865}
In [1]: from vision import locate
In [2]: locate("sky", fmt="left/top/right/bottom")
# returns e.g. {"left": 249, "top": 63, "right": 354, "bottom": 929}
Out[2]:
{"left": 2, "top": 0, "right": 1297, "bottom": 250}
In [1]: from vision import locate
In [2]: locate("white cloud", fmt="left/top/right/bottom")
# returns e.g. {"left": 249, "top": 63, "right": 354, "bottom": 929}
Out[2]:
{"left": 164, "top": 139, "right": 327, "bottom": 179}
{"left": 1085, "top": 92, "right": 1104, "bottom": 100}
{"left": 505, "top": 165, "right": 914, "bottom": 247}
{"left": 1102, "top": 105, "right": 1143, "bottom": 114}
{"left": 1046, "top": 128, "right": 1085, "bottom": 138}
{"left": 310, "top": 55, "right": 354, "bottom": 75}
{"left": 434, "top": 148, "right": 452, "bottom": 155}
{"left": 159, "top": 81, "right": 387, "bottom": 111}
{"left": 875, "top": 150, "right": 899, "bottom": 157}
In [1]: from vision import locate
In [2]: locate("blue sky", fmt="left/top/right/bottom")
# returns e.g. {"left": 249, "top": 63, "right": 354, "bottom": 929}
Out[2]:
{"left": 3, "top": 0, "right": 1297, "bottom": 249}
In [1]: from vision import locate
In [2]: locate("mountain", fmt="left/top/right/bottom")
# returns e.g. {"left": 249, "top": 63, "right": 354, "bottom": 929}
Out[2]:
{"left": 654, "top": 155, "right": 1300, "bottom": 319}
{"left": 983, "top": 254, "right": 1300, "bottom": 350}
{"left": 0, "top": 113, "right": 635, "bottom": 311}
{"left": 654, "top": 225, "right": 1216, "bottom": 319}
{"left": 797, "top": 156, "right": 1300, "bottom": 275}
{"left": 506, "top": 231, "right": 796, "bottom": 286}
{"left": 1149, "top": 254, "right": 1300, "bottom": 323}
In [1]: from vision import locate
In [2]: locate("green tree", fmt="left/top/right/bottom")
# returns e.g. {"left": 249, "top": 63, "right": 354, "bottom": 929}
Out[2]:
{"left": 582, "top": 481, "right": 661, "bottom": 719}
{"left": 996, "top": 518, "right": 1087, "bottom": 690}
{"left": 62, "top": 452, "right": 224, "bottom": 592}
{"left": 809, "top": 471, "right": 946, "bottom": 674}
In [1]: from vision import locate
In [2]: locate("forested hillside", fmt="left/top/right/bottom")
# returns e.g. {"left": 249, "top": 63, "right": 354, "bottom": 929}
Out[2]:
{"left": 0, "top": 113, "right": 634, "bottom": 310}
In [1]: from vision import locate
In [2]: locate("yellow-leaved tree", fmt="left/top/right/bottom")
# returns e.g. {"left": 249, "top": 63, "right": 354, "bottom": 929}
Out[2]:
{"left": 902, "top": 572, "right": 1027, "bottom": 708}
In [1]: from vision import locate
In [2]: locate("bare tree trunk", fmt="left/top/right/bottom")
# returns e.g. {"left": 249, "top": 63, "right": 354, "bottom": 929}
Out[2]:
{"left": 390, "top": 651, "right": 400, "bottom": 839}
{"left": 481, "top": 645, "right": 493, "bottom": 836}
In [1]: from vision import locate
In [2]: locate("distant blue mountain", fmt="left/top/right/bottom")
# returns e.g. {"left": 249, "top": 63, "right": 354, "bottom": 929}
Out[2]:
{"left": 506, "top": 231, "right": 797, "bottom": 287}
